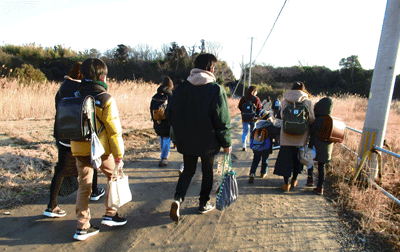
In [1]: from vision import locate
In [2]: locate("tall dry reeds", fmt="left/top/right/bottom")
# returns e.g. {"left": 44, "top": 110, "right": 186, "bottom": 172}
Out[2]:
{"left": 0, "top": 77, "right": 240, "bottom": 123}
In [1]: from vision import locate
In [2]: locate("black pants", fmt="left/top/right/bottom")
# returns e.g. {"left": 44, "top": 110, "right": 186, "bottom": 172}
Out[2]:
{"left": 308, "top": 162, "right": 325, "bottom": 188}
{"left": 47, "top": 142, "right": 98, "bottom": 209}
{"left": 174, "top": 154, "right": 215, "bottom": 205}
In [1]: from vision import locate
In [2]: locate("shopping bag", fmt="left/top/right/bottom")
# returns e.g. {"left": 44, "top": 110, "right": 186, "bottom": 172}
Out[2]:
{"left": 58, "top": 176, "right": 79, "bottom": 197}
{"left": 298, "top": 145, "right": 316, "bottom": 168}
{"left": 216, "top": 154, "right": 238, "bottom": 210}
{"left": 107, "top": 162, "right": 132, "bottom": 208}
{"left": 91, "top": 131, "right": 105, "bottom": 169}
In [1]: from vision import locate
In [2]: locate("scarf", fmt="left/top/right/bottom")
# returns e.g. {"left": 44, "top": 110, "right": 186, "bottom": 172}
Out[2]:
{"left": 187, "top": 68, "right": 216, "bottom": 85}
{"left": 81, "top": 79, "right": 108, "bottom": 91}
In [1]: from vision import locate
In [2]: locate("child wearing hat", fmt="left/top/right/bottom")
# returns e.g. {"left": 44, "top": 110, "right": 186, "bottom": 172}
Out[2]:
{"left": 248, "top": 110, "right": 280, "bottom": 183}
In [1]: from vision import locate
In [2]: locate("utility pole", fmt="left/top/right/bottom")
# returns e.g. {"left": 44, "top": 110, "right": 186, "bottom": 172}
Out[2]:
{"left": 248, "top": 37, "right": 254, "bottom": 87}
{"left": 358, "top": 0, "right": 400, "bottom": 181}
{"left": 242, "top": 55, "right": 246, "bottom": 96}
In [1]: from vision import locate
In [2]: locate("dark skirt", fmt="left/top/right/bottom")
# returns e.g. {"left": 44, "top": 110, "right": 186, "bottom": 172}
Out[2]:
{"left": 273, "top": 146, "right": 303, "bottom": 178}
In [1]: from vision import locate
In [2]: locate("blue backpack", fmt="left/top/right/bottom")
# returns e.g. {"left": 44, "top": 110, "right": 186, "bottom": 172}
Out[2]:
{"left": 250, "top": 127, "right": 270, "bottom": 152}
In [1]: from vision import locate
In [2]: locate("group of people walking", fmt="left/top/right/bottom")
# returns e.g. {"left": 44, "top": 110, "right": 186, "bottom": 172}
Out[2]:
{"left": 238, "top": 82, "right": 334, "bottom": 196}
{"left": 45, "top": 54, "right": 232, "bottom": 240}
{"left": 45, "top": 53, "right": 335, "bottom": 242}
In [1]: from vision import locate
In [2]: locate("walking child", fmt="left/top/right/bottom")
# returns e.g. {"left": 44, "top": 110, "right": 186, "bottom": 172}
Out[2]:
{"left": 248, "top": 110, "right": 280, "bottom": 183}
{"left": 307, "top": 97, "right": 334, "bottom": 195}
{"left": 150, "top": 76, "right": 174, "bottom": 167}
{"left": 71, "top": 58, "right": 126, "bottom": 241}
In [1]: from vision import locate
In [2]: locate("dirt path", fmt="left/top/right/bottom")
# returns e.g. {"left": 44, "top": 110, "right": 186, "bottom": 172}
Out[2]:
{"left": 0, "top": 116, "right": 364, "bottom": 251}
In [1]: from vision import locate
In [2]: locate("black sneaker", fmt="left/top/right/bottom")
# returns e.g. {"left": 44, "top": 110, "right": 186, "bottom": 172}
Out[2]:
{"left": 169, "top": 200, "right": 180, "bottom": 222}
{"left": 158, "top": 159, "right": 168, "bottom": 167}
{"left": 198, "top": 202, "right": 215, "bottom": 214}
{"left": 73, "top": 225, "right": 100, "bottom": 241}
{"left": 90, "top": 187, "right": 105, "bottom": 201}
{"left": 248, "top": 174, "right": 255, "bottom": 184}
{"left": 43, "top": 206, "right": 66, "bottom": 218}
{"left": 101, "top": 213, "right": 127, "bottom": 226}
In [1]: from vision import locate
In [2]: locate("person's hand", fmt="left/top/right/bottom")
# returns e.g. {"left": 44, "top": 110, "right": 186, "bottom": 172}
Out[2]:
{"left": 115, "top": 158, "right": 124, "bottom": 169}
{"left": 223, "top": 146, "right": 232, "bottom": 155}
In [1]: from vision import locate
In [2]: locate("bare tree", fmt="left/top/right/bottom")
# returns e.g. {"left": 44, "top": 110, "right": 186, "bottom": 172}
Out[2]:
{"left": 205, "top": 41, "right": 223, "bottom": 59}
{"left": 82, "top": 48, "right": 101, "bottom": 58}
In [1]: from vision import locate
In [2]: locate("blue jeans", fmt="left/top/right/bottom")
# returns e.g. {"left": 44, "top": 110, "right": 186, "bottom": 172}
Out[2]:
{"left": 242, "top": 122, "right": 256, "bottom": 146}
{"left": 250, "top": 151, "right": 270, "bottom": 175}
{"left": 159, "top": 137, "right": 171, "bottom": 159}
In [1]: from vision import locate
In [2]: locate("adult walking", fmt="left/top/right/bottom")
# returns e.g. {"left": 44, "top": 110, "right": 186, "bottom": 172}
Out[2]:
{"left": 150, "top": 76, "right": 174, "bottom": 167}
{"left": 167, "top": 53, "right": 232, "bottom": 222}
{"left": 273, "top": 82, "right": 315, "bottom": 192}
{"left": 237, "top": 86, "right": 262, "bottom": 151}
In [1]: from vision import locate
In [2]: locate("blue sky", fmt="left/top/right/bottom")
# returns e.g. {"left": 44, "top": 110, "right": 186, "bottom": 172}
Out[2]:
{"left": 0, "top": 0, "right": 398, "bottom": 78}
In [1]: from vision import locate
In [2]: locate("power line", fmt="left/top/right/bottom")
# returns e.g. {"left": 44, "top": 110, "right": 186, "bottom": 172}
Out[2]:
{"left": 252, "top": 0, "right": 288, "bottom": 64}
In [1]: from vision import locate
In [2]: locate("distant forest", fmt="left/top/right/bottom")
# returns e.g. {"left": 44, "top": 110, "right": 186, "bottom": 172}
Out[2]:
{"left": 1, "top": 42, "right": 400, "bottom": 100}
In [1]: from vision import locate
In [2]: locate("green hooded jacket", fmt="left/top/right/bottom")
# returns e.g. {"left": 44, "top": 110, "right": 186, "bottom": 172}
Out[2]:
{"left": 309, "top": 97, "right": 334, "bottom": 163}
{"left": 167, "top": 69, "right": 231, "bottom": 156}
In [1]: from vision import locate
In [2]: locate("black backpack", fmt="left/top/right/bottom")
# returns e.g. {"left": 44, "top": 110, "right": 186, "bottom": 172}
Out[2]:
{"left": 55, "top": 95, "right": 98, "bottom": 141}
{"left": 241, "top": 97, "right": 256, "bottom": 121}
{"left": 282, "top": 101, "right": 309, "bottom": 135}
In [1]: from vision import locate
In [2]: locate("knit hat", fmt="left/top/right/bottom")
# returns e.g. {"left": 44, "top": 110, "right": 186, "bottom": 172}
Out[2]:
{"left": 162, "top": 76, "right": 174, "bottom": 89}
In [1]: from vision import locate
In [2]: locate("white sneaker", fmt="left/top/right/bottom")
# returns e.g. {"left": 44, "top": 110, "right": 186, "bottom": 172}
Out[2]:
{"left": 73, "top": 225, "right": 99, "bottom": 241}
{"left": 169, "top": 200, "right": 180, "bottom": 222}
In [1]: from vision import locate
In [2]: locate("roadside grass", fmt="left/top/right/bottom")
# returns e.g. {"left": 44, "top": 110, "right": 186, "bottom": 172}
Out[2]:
{"left": 312, "top": 93, "right": 400, "bottom": 249}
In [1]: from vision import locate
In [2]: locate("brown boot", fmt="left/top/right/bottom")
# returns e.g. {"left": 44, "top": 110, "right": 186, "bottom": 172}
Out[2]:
{"left": 290, "top": 179, "right": 298, "bottom": 188}
{"left": 281, "top": 183, "right": 291, "bottom": 192}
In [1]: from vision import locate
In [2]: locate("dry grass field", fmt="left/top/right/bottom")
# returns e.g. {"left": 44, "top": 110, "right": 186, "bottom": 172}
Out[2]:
{"left": 0, "top": 77, "right": 399, "bottom": 249}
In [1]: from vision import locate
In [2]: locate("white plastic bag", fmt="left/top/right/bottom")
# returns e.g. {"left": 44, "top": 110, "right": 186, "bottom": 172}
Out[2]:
{"left": 91, "top": 132, "right": 105, "bottom": 169}
{"left": 298, "top": 146, "right": 316, "bottom": 168}
{"left": 108, "top": 162, "right": 132, "bottom": 208}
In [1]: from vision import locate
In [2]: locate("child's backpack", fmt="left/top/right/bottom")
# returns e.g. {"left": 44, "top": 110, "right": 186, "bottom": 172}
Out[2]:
{"left": 282, "top": 101, "right": 310, "bottom": 135}
{"left": 56, "top": 95, "right": 97, "bottom": 141}
{"left": 250, "top": 127, "right": 270, "bottom": 152}
{"left": 151, "top": 97, "right": 167, "bottom": 123}
{"left": 318, "top": 115, "right": 346, "bottom": 143}
{"left": 241, "top": 97, "right": 256, "bottom": 121}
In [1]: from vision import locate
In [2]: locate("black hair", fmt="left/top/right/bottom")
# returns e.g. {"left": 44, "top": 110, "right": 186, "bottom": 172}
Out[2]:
{"left": 81, "top": 58, "right": 108, "bottom": 81}
{"left": 194, "top": 53, "right": 217, "bottom": 71}
{"left": 291, "top": 81, "right": 306, "bottom": 91}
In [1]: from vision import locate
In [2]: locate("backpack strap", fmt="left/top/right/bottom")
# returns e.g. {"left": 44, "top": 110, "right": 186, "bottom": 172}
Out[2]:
{"left": 92, "top": 92, "right": 110, "bottom": 135}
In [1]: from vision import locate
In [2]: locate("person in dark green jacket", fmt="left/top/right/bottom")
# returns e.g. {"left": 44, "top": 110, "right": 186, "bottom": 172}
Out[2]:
{"left": 307, "top": 97, "right": 334, "bottom": 195}
{"left": 167, "top": 53, "right": 232, "bottom": 222}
